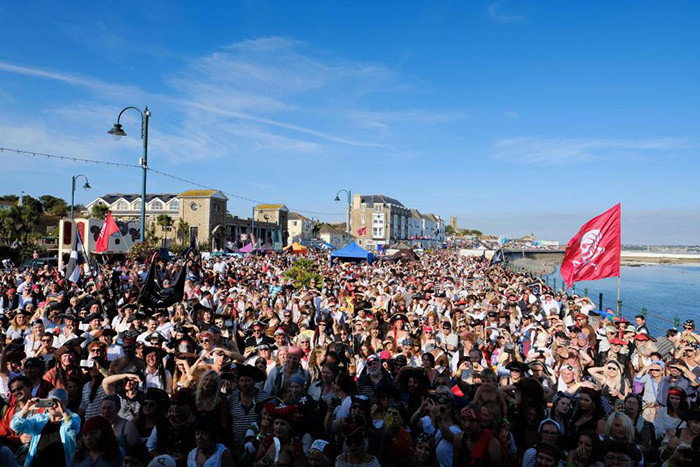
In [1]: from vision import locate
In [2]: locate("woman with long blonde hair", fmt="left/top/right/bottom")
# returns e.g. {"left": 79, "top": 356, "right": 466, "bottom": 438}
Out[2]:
{"left": 195, "top": 369, "right": 229, "bottom": 433}
{"left": 589, "top": 359, "right": 629, "bottom": 402}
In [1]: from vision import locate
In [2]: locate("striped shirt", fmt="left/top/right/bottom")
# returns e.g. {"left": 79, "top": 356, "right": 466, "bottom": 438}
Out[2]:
{"left": 228, "top": 389, "right": 270, "bottom": 447}
{"left": 80, "top": 381, "right": 107, "bottom": 419}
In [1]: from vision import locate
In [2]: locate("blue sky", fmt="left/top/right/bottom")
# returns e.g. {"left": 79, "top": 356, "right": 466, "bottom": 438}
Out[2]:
{"left": 0, "top": 1, "right": 698, "bottom": 244}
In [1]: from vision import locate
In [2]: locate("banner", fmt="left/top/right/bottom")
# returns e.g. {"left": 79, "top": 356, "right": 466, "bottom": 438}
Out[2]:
{"left": 138, "top": 255, "right": 186, "bottom": 309}
{"left": 96, "top": 211, "right": 119, "bottom": 253}
{"left": 560, "top": 203, "right": 621, "bottom": 288}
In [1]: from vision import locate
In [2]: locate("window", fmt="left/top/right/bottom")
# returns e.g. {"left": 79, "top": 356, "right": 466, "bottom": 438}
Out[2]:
{"left": 170, "top": 200, "right": 179, "bottom": 211}
{"left": 132, "top": 200, "right": 141, "bottom": 210}
{"left": 151, "top": 200, "right": 164, "bottom": 210}
{"left": 116, "top": 200, "right": 128, "bottom": 210}
{"left": 375, "top": 205, "right": 383, "bottom": 212}
{"left": 292, "top": 221, "right": 298, "bottom": 226}
{"left": 190, "top": 226, "right": 198, "bottom": 240}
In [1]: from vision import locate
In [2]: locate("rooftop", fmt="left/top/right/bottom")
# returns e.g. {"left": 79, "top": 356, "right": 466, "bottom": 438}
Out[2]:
{"left": 255, "top": 203, "right": 288, "bottom": 211}
{"left": 319, "top": 224, "right": 347, "bottom": 235}
{"left": 93, "top": 193, "right": 178, "bottom": 205}
{"left": 360, "top": 194, "right": 404, "bottom": 207}
{"left": 288, "top": 212, "right": 311, "bottom": 221}
{"left": 179, "top": 189, "right": 218, "bottom": 197}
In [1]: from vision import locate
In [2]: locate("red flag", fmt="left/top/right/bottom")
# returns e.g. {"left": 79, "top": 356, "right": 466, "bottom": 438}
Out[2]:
{"left": 357, "top": 226, "right": 367, "bottom": 236}
{"left": 560, "top": 204, "right": 621, "bottom": 288}
{"left": 96, "top": 211, "right": 120, "bottom": 253}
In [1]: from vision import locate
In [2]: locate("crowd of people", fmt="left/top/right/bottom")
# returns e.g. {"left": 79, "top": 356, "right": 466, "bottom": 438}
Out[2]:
{"left": 0, "top": 247, "right": 698, "bottom": 466}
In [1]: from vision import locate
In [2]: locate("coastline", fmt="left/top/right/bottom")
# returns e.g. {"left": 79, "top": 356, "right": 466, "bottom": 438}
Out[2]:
{"left": 620, "top": 252, "right": 700, "bottom": 266}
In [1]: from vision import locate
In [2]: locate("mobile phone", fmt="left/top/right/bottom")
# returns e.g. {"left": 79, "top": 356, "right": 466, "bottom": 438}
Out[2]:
{"left": 205, "top": 358, "right": 214, "bottom": 365}
{"left": 79, "top": 359, "right": 94, "bottom": 368}
{"left": 461, "top": 369, "right": 473, "bottom": 380}
{"left": 35, "top": 399, "right": 54, "bottom": 408}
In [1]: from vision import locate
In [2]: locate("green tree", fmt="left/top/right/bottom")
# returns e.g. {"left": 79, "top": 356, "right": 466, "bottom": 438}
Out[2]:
{"left": 176, "top": 218, "right": 190, "bottom": 244}
{"left": 0, "top": 205, "right": 40, "bottom": 245}
{"left": 21, "top": 195, "right": 44, "bottom": 216}
{"left": 90, "top": 203, "right": 109, "bottom": 219}
{"left": 283, "top": 258, "right": 324, "bottom": 289}
{"left": 445, "top": 225, "right": 456, "bottom": 236}
{"left": 39, "top": 195, "right": 69, "bottom": 217}
{"left": 156, "top": 214, "right": 173, "bottom": 247}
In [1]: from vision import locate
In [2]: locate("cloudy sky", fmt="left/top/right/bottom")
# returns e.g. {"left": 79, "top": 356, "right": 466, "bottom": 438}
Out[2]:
{"left": 0, "top": 1, "right": 698, "bottom": 244}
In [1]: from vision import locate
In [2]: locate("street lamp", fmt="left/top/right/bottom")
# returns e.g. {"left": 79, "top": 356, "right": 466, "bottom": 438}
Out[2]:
{"left": 71, "top": 174, "right": 91, "bottom": 221}
{"left": 108, "top": 106, "right": 151, "bottom": 242}
{"left": 335, "top": 189, "right": 352, "bottom": 237}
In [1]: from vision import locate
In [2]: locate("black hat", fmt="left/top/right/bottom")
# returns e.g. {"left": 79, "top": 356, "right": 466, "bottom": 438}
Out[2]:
{"left": 147, "top": 332, "right": 165, "bottom": 343}
{"left": 143, "top": 346, "right": 165, "bottom": 358}
{"left": 390, "top": 313, "right": 408, "bottom": 324}
{"left": 236, "top": 364, "right": 266, "bottom": 382}
{"left": 505, "top": 361, "right": 530, "bottom": 374}
{"left": 600, "top": 440, "right": 642, "bottom": 463}
{"left": 23, "top": 357, "right": 45, "bottom": 369}
{"left": 84, "top": 313, "right": 102, "bottom": 323}
{"left": 62, "top": 313, "right": 79, "bottom": 322}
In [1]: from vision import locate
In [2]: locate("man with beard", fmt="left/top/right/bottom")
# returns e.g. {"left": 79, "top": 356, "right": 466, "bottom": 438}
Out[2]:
{"left": 357, "top": 354, "right": 394, "bottom": 401}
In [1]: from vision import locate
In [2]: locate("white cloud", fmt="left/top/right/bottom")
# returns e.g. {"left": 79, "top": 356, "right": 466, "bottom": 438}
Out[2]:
{"left": 493, "top": 136, "right": 692, "bottom": 165}
{"left": 504, "top": 110, "right": 519, "bottom": 119}
{"left": 488, "top": 1, "right": 527, "bottom": 23}
{"left": 0, "top": 61, "right": 144, "bottom": 101}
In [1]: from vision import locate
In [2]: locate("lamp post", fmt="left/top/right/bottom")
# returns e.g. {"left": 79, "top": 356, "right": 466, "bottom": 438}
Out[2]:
{"left": 108, "top": 106, "right": 151, "bottom": 242}
{"left": 334, "top": 189, "right": 352, "bottom": 237}
{"left": 70, "top": 174, "right": 91, "bottom": 221}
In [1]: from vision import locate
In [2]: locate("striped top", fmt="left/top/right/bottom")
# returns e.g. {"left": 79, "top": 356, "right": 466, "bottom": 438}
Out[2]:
{"left": 228, "top": 389, "right": 270, "bottom": 447}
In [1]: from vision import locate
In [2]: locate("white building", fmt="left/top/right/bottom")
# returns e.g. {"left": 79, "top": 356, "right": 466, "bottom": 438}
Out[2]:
{"left": 287, "top": 212, "right": 315, "bottom": 244}
{"left": 318, "top": 224, "right": 350, "bottom": 249}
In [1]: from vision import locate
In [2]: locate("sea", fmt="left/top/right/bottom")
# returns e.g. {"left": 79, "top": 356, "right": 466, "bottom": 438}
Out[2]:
{"left": 546, "top": 264, "right": 700, "bottom": 336}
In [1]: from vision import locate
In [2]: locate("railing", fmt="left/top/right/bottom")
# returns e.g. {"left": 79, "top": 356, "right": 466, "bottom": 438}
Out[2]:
{"left": 504, "top": 261, "right": 679, "bottom": 336}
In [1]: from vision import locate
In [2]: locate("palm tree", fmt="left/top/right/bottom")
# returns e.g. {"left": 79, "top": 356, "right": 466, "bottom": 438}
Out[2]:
{"left": 90, "top": 203, "right": 109, "bottom": 220}
{"left": 156, "top": 214, "right": 173, "bottom": 247}
{"left": 176, "top": 218, "right": 190, "bottom": 245}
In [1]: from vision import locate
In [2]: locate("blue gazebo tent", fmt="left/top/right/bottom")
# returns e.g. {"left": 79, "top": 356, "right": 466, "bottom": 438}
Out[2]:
{"left": 330, "top": 242, "right": 374, "bottom": 264}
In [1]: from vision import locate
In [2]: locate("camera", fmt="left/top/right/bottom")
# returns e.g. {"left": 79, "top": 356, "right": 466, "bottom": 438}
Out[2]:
{"left": 504, "top": 343, "right": 515, "bottom": 354}
{"left": 79, "top": 359, "right": 94, "bottom": 368}
{"left": 35, "top": 399, "right": 55, "bottom": 408}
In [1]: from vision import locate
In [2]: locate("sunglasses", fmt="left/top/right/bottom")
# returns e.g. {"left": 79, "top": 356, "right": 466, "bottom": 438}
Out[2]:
{"left": 9, "top": 386, "right": 26, "bottom": 393}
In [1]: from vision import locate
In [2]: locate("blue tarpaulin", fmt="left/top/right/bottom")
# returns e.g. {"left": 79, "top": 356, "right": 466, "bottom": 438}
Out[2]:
{"left": 330, "top": 242, "right": 374, "bottom": 264}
